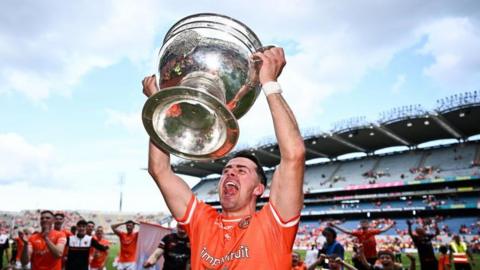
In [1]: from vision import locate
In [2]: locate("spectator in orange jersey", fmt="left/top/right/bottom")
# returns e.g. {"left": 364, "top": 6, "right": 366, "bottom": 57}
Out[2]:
{"left": 21, "top": 210, "right": 67, "bottom": 270}
{"left": 89, "top": 226, "right": 109, "bottom": 270}
{"left": 54, "top": 212, "right": 71, "bottom": 269}
{"left": 14, "top": 229, "right": 31, "bottom": 270}
{"left": 143, "top": 46, "right": 305, "bottom": 270}
{"left": 330, "top": 219, "right": 395, "bottom": 266}
{"left": 54, "top": 213, "right": 72, "bottom": 237}
{"left": 292, "top": 252, "right": 307, "bottom": 270}
{"left": 111, "top": 220, "right": 138, "bottom": 270}
{"left": 438, "top": 245, "right": 451, "bottom": 270}
{"left": 86, "top": 221, "right": 95, "bottom": 237}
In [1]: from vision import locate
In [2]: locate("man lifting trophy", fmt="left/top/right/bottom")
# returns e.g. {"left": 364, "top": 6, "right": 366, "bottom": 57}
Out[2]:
{"left": 142, "top": 13, "right": 305, "bottom": 269}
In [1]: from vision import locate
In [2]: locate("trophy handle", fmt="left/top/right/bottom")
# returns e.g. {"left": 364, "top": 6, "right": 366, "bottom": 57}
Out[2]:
{"left": 154, "top": 47, "right": 162, "bottom": 91}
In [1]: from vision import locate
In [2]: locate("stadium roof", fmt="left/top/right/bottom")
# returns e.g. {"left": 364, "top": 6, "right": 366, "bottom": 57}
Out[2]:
{"left": 172, "top": 91, "right": 480, "bottom": 177}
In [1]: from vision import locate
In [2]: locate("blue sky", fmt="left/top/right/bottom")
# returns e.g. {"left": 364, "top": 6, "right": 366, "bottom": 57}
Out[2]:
{"left": 1, "top": 0, "right": 479, "bottom": 212}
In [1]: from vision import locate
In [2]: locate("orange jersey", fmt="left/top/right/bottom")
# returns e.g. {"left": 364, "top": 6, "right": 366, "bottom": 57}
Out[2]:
{"left": 438, "top": 254, "right": 450, "bottom": 270}
{"left": 16, "top": 237, "right": 25, "bottom": 261}
{"left": 62, "top": 229, "right": 73, "bottom": 237}
{"left": 29, "top": 230, "right": 66, "bottom": 270}
{"left": 351, "top": 228, "right": 381, "bottom": 258}
{"left": 292, "top": 262, "right": 307, "bottom": 270}
{"left": 89, "top": 235, "right": 97, "bottom": 263}
{"left": 118, "top": 231, "right": 138, "bottom": 262}
{"left": 90, "top": 238, "right": 110, "bottom": 268}
{"left": 57, "top": 229, "right": 71, "bottom": 257}
{"left": 178, "top": 195, "right": 300, "bottom": 270}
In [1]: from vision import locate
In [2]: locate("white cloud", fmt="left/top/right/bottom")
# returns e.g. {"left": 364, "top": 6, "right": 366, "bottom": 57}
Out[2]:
{"left": 105, "top": 109, "right": 142, "bottom": 132}
{"left": 0, "top": 133, "right": 56, "bottom": 185}
{"left": 0, "top": 0, "right": 167, "bottom": 102}
{"left": 391, "top": 74, "right": 407, "bottom": 94}
{"left": 417, "top": 17, "right": 480, "bottom": 90}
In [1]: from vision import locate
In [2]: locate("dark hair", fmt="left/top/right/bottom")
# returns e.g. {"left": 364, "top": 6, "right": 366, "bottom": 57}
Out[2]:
{"left": 322, "top": 226, "right": 337, "bottom": 239}
{"left": 54, "top": 212, "right": 65, "bottom": 218}
{"left": 87, "top": 221, "right": 95, "bottom": 225}
{"left": 77, "top": 220, "right": 88, "bottom": 226}
{"left": 232, "top": 151, "right": 267, "bottom": 186}
{"left": 439, "top": 245, "right": 448, "bottom": 254}
{"left": 125, "top": 220, "right": 135, "bottom": 225}
{"left": 40, "top": 210, "right": 54, "bottom": 217}
{"left": 378, "top": 250, "right": 394, "bottom": 260}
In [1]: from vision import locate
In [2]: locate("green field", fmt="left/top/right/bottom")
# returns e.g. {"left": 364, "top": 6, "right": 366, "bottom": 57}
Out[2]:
{"left": 3, "top": 245, "right": 480, "bottom": 269}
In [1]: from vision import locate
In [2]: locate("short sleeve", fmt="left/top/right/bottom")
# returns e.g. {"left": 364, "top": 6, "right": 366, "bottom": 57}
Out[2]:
{"left": 158, "top": 234, "right": 168, "bottom": 249}
{"left": 175, "top": 195, "right": 218, "bottom": 239}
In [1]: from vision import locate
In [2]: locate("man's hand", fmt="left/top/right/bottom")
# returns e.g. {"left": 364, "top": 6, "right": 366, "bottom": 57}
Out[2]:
{"left": 143, "top": 261, "right": 155, "bottom": 268}
{"left": 41, "top": 228, "right": 50, "bottom": 239}
{"left": 253, "top": 47, "right": 286, "bottom": 85}
{"left": 21, "top": 234, "right": 29, "bottom": 243}
{"left": 406, "top": 253, "right": 416, "bottom": 261}
{"left": 142, "top": 75, "right": 158, "bottom": 98}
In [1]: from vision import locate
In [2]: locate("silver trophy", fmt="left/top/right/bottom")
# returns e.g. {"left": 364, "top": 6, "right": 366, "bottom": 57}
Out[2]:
{"left": 142, "top": 13, "right": 264, "bottom": 160}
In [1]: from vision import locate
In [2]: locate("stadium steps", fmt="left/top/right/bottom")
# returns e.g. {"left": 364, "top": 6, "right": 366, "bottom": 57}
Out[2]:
{"left": 371, "top": 158, "right": 381, "bottom": 172}
{"left": 326, "top": 162, "right": 342, "bottom": 184}
{"left": 417, "top": 151, "right": 428, "bottom": 169}
{"left": 475, "top": 144, "right": 480, "bottom": 163}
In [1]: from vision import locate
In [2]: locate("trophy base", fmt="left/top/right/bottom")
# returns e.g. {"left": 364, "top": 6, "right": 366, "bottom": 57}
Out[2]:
{"left": 142, "top": 86, "right": 239, "bottom": 160}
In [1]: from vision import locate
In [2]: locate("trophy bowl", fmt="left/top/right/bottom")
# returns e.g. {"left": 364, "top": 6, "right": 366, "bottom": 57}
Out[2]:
{"left": 142, "top": 13, "right": 263, "bottom": 160}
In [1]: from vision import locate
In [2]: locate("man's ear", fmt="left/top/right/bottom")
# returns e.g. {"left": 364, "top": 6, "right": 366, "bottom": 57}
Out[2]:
{"left": 253, "top": 183, "right": 265, "bottom": 196}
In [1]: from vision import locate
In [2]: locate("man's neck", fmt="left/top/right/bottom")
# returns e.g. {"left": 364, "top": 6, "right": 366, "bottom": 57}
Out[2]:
{"left": 222, "top": 201, "right": 256, "bottom": 218}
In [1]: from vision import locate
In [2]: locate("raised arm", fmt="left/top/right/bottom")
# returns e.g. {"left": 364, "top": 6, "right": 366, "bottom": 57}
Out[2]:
{"left": 110, "top": 222, "right": 124, "bottom": 236}
{"left": 407, "top": 220, "right": 414, "bottom": 237}
{"left": 329, "top": 222, "right": 353, "bottom": 235}
{"left": 143, "top": 76, "right": 193, "bottom": 219}
{"left": 379, "top": 220, "right": 395, "bottom": 233}
{"left": 307, "top": 254, "right": 325, "bottom": 270}
{"left": 255, "top": 48, "right": 306, "bottom": 221}
{"left": 406, "top": 253, "right": 417, "bottom": 270}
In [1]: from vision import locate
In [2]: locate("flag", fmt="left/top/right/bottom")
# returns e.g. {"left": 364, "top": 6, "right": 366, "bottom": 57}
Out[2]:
{"left": 135, "top": 222, "right": 172, "bottom": 270}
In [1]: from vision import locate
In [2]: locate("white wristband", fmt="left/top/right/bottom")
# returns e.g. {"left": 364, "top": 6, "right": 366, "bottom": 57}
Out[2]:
{"left": 262, "top": 81, "right": 282, "bottom": 96}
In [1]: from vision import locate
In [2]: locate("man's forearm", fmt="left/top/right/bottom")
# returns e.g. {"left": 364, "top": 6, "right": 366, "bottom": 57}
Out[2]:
{"left": 21, "top": 244, "right": 29, "bottom": 266}
{"left": 148, "top": 141, "right": 193, "bottom": 219}
{"left": 44, "top": 237, "right": 62, "bottom": 258}
{"left": 332, "top": 224, "right": 351, "bottom": 235}
{"left": 267, "top": 94, "right": 304, "bottom": 161}
{"left": 146, "top": 248, "right": 163, "bottom": 264}
{"left": 381, "top": 223, "right": 394, "bottom": 233}
{"left": 266, "top": 93, "right": 305, "bottom": 219}
{"left": 111, "top": 222, "right": 123, "bottom": 233}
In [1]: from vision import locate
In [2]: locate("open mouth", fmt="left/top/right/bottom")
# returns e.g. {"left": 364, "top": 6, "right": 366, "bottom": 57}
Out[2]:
{"left": 223, "top": 180, "right": 239, "bottom": 196}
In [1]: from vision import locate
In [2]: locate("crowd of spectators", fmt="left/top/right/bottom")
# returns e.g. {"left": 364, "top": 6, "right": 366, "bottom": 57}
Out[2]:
{"left": 0, "top": 210, "right": 163, "bottom": 236}
{"left": 294, "top": 217, "right": 480, "bottom": 253}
